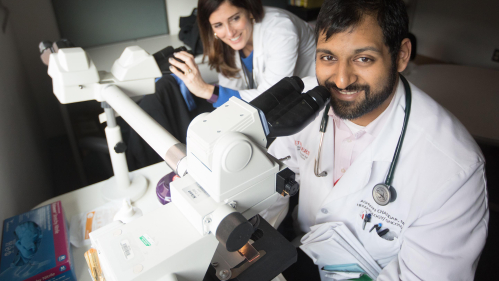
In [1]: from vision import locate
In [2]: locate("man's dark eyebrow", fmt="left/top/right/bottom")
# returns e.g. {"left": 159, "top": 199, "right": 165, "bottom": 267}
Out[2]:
{"left": 354, "top": 47, "right": 382, "bottom": 54}
{"left": 316, "top": 48, "right": 334, "bottom": 55}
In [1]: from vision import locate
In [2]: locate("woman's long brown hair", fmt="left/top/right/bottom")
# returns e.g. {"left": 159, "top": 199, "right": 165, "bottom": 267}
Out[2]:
{"left": 197, "top": 0, "right": 264, "bottom": 78}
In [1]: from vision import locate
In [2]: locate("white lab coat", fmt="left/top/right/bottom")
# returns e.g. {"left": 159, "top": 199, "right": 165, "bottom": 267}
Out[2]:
{"left": 217, "top": 7, "right": 316, "bottom": 102}
{"left": 267, "top": 77, "right": 489, "bottom": 280}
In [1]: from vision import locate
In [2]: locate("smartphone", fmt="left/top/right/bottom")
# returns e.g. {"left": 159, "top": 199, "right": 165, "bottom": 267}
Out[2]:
{"left": 153, "top": 46, "right": 188, "bottom": 74}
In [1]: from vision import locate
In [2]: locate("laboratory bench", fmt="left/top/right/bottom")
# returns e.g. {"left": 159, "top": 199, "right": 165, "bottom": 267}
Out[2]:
{"left": 35, "top": 162, "right": 172, "bottom": 281}
{"left": 36, "top": 162, "right": 287, "bottom": 281}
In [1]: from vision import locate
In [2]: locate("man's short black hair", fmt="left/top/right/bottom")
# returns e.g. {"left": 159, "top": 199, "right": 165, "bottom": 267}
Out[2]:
{"left": 315, "top": 0, "right": 409, "bottom": 62}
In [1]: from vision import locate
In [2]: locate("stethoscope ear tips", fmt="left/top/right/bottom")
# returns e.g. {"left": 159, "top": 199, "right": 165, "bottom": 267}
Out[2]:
{"left": 372, "top": 183, "right": 397, "bottom": 206}
{"left": 314, "top": 157, "right": 328, "bottom": 177}
{"left": 317, "top": 171, "right": 327, "bottom": 177}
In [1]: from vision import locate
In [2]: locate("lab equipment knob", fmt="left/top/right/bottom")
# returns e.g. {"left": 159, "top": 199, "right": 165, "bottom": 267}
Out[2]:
{"left": 276, "top": 168, "right": 300, "bottom": 197}
{"left": 216, "top": 212, "right": 253, "bottom": 252}
{"left": 114, "top": 141, "right": 127, "bottom": 153}
{"left": 285, "top": 179, "right": 299, "bottom": 196}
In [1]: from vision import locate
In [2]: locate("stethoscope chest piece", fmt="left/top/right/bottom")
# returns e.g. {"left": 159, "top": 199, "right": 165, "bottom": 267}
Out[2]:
{"left": 372, "top": 184, "right": 397, "bottom": 206}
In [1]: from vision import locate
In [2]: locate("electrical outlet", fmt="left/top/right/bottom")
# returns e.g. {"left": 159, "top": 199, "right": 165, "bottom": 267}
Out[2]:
{"left": 493, "top": 49, "right": 499, "bottom": 63}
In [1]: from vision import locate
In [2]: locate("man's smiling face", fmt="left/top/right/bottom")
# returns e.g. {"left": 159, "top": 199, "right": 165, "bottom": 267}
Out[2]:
{"left": 315, "top": 15, "right": 398, "bottom": 126}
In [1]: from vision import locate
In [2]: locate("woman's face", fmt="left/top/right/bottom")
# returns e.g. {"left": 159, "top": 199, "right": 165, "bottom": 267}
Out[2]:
{"left": 209, "top": 1, "right": 254, "bottom": 52}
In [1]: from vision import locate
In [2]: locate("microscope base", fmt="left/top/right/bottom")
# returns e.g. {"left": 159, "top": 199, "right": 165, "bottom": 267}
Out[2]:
{"left": 204, "top": 215, "right": 297, "bottom": 281}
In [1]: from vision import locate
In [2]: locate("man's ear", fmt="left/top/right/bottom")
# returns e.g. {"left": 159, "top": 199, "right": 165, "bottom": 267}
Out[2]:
{"left": 397, "top": 38, "right": 412, "bottom": 72}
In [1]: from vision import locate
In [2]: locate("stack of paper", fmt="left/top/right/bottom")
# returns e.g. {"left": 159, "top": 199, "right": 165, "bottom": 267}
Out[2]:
{"left": 300, "top": 222, "right": 382, "bottom": 280}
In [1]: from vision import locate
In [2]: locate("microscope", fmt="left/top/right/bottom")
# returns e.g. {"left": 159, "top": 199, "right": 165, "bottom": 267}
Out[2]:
{"left": 44, "top": 44, "right": 329, "bottom": 281}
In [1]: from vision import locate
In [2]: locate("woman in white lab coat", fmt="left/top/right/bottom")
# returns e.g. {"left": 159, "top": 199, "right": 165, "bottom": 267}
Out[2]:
{"left": 168, "top": 0, "right": 316, "bottom": 107}
{"left": 267, "top": 77, "right": 489, "bottom": 280}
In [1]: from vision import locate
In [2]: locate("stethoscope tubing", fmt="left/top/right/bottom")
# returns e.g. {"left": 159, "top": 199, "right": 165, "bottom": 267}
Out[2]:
{"left": 314, "top": 103, "right": 331, "bottom": 177}
{"left": 385, "top": 75, "right": 412, "bottom": 186}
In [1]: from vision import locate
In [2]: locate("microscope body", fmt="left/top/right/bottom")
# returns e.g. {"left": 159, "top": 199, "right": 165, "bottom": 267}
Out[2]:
{"left": 89, "top": 97, "right": 289, "bottom": 281}
{"left": 46, "top": 45, "right": 329, "bottom": 281}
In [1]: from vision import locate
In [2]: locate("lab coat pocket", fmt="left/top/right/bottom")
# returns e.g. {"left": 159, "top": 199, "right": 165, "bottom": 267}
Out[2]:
{"left": 360, "top": 226, "right": 400, "bottom": 268}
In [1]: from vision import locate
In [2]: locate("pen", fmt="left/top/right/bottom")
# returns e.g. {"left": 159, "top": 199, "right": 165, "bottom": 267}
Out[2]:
{"left": 377, "top": 228, "right": 389, "bottom": 237}
{"left": 370, "top": 223, "right": 382, "bottom": 232}
{"left": 362, "top": 213, "right": 372, "bottom": 230}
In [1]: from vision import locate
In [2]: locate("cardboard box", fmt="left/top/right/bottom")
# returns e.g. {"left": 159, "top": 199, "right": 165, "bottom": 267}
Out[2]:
{"left": 0, "top": 201, "right": 76, "bottom": 281}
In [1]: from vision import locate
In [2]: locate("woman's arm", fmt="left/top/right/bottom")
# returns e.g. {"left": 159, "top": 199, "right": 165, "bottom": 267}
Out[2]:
{"left": 211, "top": 86, "right": 241, "bottom": 107}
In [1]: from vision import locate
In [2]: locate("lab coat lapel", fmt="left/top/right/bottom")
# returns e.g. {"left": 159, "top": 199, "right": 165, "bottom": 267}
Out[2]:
{"left": 370, "top": 80, "right": 406, "bottom": 163}
{"left": 321, "top": 145, "right": 374, "bottom": 206}
{"left": 252, "top": 22, "right": 262, "bottom": 88}
{"left": 298, "top": 113, "right": 337, "bottom": 224}
{"left": 321, "top": 80, "right": 407, "bottom": 205}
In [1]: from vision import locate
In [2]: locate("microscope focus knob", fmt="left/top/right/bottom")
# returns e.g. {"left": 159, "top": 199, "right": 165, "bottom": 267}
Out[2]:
{"left": 216, "top": 211, "right": 253, "bottom": 252}
{"left": 276, "top": 168, "right": 299, "bottom": 197}
{"left": 285, "top": 179, "right": 299, "bottom": 196}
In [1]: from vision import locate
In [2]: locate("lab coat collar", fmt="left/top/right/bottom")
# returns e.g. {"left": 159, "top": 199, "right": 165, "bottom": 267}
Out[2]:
{"left": 251, "top": 20, "right": 261, "bottom": 88}
{"left": 370, "top": 77, "right": 407, "bottom": 162}
{"left": 328, "top": 86, "right": 397, "bottom": 145}
{"left": 320, "top": 77, "right": 407, "bottom": 204}
{"left": 252, "top": 20, "right": 262, "bottom": 58}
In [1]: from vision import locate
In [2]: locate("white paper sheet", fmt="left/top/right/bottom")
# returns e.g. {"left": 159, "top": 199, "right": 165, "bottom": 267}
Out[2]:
{"left": 300, "top": 222, "right": 382, "bottom": 280}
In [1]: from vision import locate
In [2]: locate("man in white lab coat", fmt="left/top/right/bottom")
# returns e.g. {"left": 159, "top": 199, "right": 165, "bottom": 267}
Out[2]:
{"left": 267, "top": 0, "right": 489, "bottom": 279}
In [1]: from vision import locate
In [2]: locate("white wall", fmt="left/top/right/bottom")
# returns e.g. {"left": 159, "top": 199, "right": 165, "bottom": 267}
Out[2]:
{"left": 3, "top": 0, "right": 65, "bottom": 139}
{"left": 411, "top": 0, "right": 499, "bottom": 70}
{"left": 0, "top": 10, "right": 53, "bottom": 234}
{"left": 165, "top": 0, "right": 198, "bottom": 35}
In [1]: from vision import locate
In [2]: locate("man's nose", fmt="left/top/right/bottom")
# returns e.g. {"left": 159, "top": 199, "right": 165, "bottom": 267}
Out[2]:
{"left": 332, "top": 61, "right": 356, "bottom": 89}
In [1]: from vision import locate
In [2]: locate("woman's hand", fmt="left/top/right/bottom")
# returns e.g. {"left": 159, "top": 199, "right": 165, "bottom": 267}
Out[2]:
{"left": 169, "top": 51, "right": 215, "bottom": 100}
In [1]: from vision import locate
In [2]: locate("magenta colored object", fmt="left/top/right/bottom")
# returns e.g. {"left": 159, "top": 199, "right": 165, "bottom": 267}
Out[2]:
{"left": 156, "top": 172, "right": 175, "bottom": 205}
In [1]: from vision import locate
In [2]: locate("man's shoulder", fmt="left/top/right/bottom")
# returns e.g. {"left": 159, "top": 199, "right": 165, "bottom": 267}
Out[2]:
{"left": 408, "top": 83, "right": 484, "bottom": 170}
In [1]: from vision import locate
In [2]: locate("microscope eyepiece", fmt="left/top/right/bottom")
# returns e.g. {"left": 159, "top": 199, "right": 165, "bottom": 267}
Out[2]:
{"left": 250, "top": 77, "right": 330, "bottom": 138}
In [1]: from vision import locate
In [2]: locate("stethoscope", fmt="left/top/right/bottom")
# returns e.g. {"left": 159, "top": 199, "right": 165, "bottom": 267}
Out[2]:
{"left": 314, "top": 75, "right": 412, "bottom": 206}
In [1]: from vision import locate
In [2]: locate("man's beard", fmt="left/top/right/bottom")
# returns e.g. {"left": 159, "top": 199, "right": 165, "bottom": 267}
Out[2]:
{"left": 322, "top": 64, "right": 398, "bottom": 120}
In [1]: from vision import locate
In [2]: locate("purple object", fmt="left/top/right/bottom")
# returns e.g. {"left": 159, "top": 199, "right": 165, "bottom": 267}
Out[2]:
{"left": 156, "top": 172, "right": 176, "bottom": 205}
